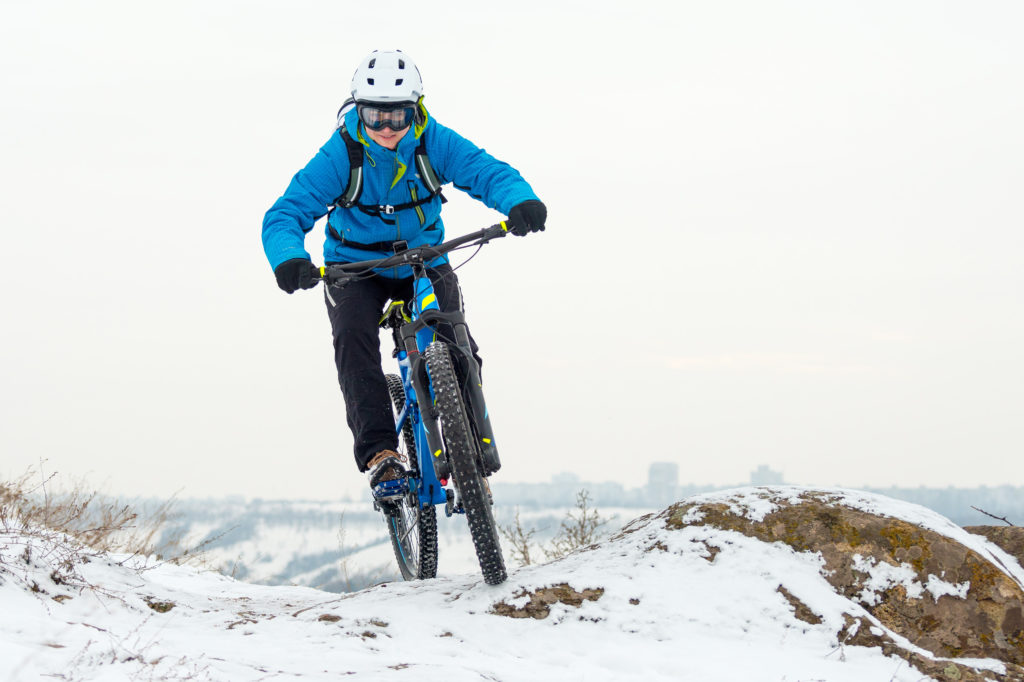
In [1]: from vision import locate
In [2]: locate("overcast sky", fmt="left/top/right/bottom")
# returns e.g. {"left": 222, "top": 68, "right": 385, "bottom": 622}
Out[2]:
{"left": 2, "top": 0, "right": 1022, "bottom": 501}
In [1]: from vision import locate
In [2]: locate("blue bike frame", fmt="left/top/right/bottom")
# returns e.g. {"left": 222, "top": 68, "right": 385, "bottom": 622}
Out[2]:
{"left": 386, "top": 246, "right": 503, "bottom": 512}
{"left": 394, "top": 272, "right": 449, "bottom": 508}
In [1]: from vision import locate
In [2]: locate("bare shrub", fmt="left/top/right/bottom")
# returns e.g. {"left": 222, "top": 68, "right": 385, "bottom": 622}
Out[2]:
{"left": 546, "top": 490, "right": 608, "bottom": 561}
{"left": 500, "top": 508, "right": 539, "bottom": 567}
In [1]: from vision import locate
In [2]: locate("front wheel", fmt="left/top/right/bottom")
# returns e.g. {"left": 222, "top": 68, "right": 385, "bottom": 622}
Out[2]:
{"left": 384, "top": 374, "right": 438, "bottom": 580}
{"left": 424, "top": 343, "right": 506, "bottom": 585}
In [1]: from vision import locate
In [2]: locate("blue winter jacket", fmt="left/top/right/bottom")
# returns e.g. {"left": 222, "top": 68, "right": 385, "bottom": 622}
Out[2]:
{"left": 262, "top": 105, "right": 540, "bottom": 279}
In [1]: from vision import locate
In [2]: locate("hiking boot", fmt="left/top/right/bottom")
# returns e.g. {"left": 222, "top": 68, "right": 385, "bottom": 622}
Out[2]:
{"left": 366, "top": 449, "right": 408, "bottom": 488}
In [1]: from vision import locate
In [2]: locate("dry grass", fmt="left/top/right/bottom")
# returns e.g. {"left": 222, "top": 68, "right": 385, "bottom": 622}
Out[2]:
{"left": 0, "top": 465, "right": 205, "bottom": 575}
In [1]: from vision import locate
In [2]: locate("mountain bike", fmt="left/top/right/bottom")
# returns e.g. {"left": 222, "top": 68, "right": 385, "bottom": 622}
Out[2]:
{"left": 316, "top": 222, "right": 514, "bottom": 585}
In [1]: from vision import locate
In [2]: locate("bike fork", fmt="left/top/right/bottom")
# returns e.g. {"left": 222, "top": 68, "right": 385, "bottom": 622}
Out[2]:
{"left": 452, "top": 345, "right": 501, "bottom": 476}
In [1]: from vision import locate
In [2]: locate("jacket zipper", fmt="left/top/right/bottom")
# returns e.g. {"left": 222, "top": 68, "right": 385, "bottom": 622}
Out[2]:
{"left": 392, "top": 152, "right": 401, "bottom": 278}
{"left": 409, "top": 181, "right": 426, "bottom": 225}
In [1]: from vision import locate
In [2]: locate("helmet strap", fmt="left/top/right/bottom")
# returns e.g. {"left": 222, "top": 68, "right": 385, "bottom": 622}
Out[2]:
{"left": 414, "top": 96, "right": 427, "bottom": 127}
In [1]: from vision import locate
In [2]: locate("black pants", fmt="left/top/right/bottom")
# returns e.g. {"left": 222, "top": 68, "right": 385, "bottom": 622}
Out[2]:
{"left": 325, "top": 263, "right": 480, "bottom": 471}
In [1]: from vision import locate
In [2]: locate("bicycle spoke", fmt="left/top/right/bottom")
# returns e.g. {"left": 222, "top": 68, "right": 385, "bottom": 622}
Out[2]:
{"left": 399, "top": 505, "right": 421, "bottom": 544}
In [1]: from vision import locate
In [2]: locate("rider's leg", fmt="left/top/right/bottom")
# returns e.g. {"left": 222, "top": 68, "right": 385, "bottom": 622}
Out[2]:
{"left": 324, "top": 275, "right": 406, "bottom": 472}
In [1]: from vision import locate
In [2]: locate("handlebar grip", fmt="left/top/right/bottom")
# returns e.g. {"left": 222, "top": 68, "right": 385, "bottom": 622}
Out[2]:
{"left": 486, "top": 221, "right": 511, "bottom": 239}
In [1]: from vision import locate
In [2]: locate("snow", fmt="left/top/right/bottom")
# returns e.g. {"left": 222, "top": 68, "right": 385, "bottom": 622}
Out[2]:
{"left": 846, "top": 554, "right": 972, "bottom": 606}
{"left": 1, "top": 487, "right": 1017, "bottom": 681}
{"left": 925, "top": 574, "right": 972, "bottom": 602}
{"left": 850, "top": 554, "right": 924, "bottom": 604}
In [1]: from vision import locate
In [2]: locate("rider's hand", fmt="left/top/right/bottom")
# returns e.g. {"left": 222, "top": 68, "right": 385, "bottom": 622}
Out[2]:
{"left": 274, "top": 258, "right": 318, "bottom": 294}
{"left": 508, "top": 200, "right": 547, "bottom": 236}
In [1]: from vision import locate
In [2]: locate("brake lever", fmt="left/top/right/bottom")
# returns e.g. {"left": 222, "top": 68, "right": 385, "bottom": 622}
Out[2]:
{"left": 320, "top": 266, "right": 354, "bottom": 308}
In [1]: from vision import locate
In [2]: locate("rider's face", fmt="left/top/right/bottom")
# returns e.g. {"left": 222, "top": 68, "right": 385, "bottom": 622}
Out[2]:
{"left": 365, "top": 124, "right": 410, "bottom": 150}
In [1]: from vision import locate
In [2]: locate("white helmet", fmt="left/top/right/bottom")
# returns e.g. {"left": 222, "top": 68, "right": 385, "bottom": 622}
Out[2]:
{"left": 350, "top": 50, "right": 423, "bottom": 103}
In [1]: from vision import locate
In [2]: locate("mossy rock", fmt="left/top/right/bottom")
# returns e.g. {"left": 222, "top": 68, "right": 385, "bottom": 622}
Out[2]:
{"left": 965, "top": 526, "right": 1024, "bottom": 568}
{"left": 663, "top": 489, "right": 1024, "bottom": 668}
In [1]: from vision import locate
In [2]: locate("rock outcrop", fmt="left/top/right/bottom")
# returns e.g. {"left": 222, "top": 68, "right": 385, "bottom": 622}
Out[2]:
{"left": 966, "top": 526, "right": 1024, "bottom": 568}
{"left": 650, "top": 488, "right": 1024, "bottom": 681}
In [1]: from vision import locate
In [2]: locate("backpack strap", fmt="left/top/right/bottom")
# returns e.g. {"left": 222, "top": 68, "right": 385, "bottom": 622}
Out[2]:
{"left": 333, "top": 125, "right": 366, "bottom": 209}
{"left": 414, "top": 135, "right": 443, "bottom": 196}
{"left": 331, "top": 125, "right": 445, "bottom": 217}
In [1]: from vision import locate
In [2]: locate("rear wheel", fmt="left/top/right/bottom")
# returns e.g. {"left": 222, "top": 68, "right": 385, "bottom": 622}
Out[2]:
{"left": 383, "top": 373, "right": 438, "bottom": 580}
{"left": 424, "top": 343, "right": 506, "bottom": 585}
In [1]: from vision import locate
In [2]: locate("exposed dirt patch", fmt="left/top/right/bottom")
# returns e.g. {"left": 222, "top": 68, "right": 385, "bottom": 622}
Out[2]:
{"left": 145, "top": 597, "right": 175, "bottom": 613}
{"left": 492, "top": 583, "right": 605, "bottom": 619}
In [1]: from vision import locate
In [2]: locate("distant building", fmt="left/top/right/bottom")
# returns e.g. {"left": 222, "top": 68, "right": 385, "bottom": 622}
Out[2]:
{"left": 589, "top": 480, "right": 626, "bottom": 506}
{"left": 750, "top": 465, "right": 785, "bottom": 486}
{"left": 647, "top": 462, "right": 680, "bottom": 506}
{"left": 648, "top": 462, "right": 679, "bottom": 488}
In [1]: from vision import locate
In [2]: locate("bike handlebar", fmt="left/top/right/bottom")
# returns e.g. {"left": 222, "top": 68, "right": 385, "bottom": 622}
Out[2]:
{"left": 316, "top": 221, "right": 510, "bottom": 284}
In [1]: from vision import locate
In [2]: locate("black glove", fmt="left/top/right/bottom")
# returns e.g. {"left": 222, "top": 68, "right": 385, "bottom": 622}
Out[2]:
{"left": 274, "top": 258, "right": 318, "bottom": 294}
{"left": 508, "top": 200, "right": 547, "bottom": 237}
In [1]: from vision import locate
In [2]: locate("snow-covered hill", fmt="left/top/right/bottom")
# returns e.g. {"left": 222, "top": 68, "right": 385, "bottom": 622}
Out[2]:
{"left": 2, "top": 487, "right": 1020, "bottom": 681}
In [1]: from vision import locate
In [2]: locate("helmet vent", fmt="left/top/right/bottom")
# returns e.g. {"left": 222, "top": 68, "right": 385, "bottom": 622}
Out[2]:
{"left": 367, "top": 78, "right": 375, "bottom": 85}
{"left": 395, "top": 78, "right": 403, "bottom": 86}
{"left": 368, "top": 58, "right": 376, "bottom": 69}
{"left": 398, "top": 59, "right": 405, "bottom": 69}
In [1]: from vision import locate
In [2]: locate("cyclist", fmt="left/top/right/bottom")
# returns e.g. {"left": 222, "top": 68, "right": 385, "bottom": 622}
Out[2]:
{"left": 262, "top": 50, "right": 546, "bottom": 490}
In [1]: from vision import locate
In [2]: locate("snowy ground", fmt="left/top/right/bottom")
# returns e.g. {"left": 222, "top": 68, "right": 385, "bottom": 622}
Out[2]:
{"left": 1, "top": 487, "right": 1017, "bottom": 681}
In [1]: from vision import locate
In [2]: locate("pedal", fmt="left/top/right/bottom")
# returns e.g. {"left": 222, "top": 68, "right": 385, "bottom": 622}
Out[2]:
{"left": 372, "top": 477, "right": 410, "bottom": 503}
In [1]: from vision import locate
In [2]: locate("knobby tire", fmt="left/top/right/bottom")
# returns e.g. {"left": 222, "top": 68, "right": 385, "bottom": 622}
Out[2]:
{"left": 384, "top": 373, "right": 438, "bottom": 581}
{"left": 424, "top": 342, "right": 507, "bottom": 585}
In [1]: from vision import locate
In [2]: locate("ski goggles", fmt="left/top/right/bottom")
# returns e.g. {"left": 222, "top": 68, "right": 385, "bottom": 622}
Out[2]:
{"left": 356, "top": 102, "right": 416, "bottom": 131}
